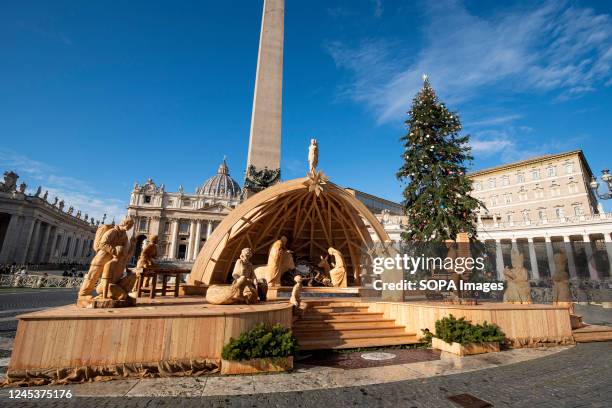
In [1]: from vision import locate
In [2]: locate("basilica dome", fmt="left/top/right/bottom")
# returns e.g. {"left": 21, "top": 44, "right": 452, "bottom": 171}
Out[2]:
{"left": 197, "top": 158, "right": 241, "bottom": 198}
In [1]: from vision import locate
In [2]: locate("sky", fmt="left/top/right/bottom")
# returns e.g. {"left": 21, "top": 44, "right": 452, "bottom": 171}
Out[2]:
{"left": 1, "top": 0, "right": 612, "bottom": 221}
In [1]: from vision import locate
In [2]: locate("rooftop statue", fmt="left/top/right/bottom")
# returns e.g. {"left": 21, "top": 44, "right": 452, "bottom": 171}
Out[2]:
{"left": 0, "top": 171, "right": 18, "bottom": 193}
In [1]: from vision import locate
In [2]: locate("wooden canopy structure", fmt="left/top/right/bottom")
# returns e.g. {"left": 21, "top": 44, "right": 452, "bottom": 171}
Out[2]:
{"left": 189, "top": 175, "right": 391, "bottom": 285}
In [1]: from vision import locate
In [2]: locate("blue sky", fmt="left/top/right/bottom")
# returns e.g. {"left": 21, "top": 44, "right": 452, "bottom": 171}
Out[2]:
{"left": 1, "top": 0, "right": 611, "bottom": 221}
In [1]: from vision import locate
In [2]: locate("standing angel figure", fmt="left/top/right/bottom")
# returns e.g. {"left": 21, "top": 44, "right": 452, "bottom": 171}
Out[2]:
{"left": 308, "top": 139, "right": 318, "bottom": 175}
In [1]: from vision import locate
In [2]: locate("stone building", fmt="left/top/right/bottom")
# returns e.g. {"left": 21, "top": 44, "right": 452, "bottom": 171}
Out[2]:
{"left": 470, "top": 150, "right": 599, "bottom": 226}
{"left": 0, "top": 171, "right": 97, "bottom": 266}
{"left": 469, "top": 150, "right": 612, "bottom": 281}
{"left": 127, "top": 159, "right": 242, "bottom": 263}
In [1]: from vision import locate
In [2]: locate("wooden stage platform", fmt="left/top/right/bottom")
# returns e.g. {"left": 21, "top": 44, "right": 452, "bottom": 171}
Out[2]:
{"left": 7, "top": 297, "right": 292, "bottom": 384}
{"left": 5, "top": 297, "right": 583, "bottom": 384}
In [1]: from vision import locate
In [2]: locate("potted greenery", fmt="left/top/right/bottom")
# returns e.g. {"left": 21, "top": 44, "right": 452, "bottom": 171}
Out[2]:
{"left": 426, "top": 314, "right": 505, "bottom": 356}
{"left": 221, "top": 323, "right": 297, "bottom": 374}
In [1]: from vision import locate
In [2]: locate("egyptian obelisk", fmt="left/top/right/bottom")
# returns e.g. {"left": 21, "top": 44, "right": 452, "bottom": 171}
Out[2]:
{"left": 246, "top": 0, "right": 284, "bottom": 174}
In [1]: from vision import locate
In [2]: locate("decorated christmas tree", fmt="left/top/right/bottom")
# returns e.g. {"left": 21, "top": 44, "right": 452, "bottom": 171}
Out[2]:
{"left": 397, "top": 76, "right": 483, "bottom": 244}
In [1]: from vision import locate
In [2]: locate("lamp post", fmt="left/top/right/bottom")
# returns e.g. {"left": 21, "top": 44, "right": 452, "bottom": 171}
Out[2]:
{"left": 590, "top": 169, "right": 612, "bottom": 200}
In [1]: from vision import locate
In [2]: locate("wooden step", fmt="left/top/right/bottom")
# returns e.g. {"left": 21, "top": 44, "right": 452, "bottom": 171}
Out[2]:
{"left": 573, "top": 324, "right": 612, "bottom": 343}
{"left": 300, "top": 312, "right": 384, "bottom": 321}
{"left": 306, "top": 306, "right": 370, "bottom": 313}
{"left": 293, "top": 319, "right": 397, "bottom": 330}
{"left": 294, "top": 327, "right": 409, "bottom": 338}
{"left": 297, "top": 335, "right": 420, "bottom": 350}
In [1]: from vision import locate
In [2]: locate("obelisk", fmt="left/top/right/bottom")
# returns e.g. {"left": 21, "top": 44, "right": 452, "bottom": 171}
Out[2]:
{"left": 246, "top": 0, "right": 284, "bottom": 174}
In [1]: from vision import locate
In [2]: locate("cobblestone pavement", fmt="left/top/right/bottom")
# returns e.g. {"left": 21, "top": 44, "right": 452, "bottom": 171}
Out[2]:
{"left": 1, "top": 342, "right": 610, "bottom": 407}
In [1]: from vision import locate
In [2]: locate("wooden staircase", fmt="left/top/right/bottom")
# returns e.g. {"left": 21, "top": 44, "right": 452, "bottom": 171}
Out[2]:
{"left": 572, "top": 324, "right": 612, "bottom": 343}
{"left": 293, "top": 300, "right": 419, "bottom": 350}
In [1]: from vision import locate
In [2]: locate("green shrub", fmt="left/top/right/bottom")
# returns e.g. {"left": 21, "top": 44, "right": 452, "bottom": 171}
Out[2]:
{"left": 221, "top": 323, "right": 297, "bottom": 361}
{"left": 432, "top": 314, "right": 505, "bottom": 345}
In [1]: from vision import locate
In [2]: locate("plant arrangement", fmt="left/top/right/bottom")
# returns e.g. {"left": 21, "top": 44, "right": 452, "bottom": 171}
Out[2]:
{"left": 428, "top": 314, "right": 505, "bottom": 345}
{"left": 221, "top": 323, "right": 297, "bottom": 361}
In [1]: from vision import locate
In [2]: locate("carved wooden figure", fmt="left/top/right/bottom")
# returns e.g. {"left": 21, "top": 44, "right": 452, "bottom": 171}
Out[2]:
{"left": 503, "top": 250, "right": 532, "bottom": 304}
{"left": 327, "top": 247, "right": 348, "bottom": 288}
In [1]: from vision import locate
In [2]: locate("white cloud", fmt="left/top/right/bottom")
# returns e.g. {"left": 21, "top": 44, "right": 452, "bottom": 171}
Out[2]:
{"left": 471, "top": 137, "right": 515, "bottom": 156}
{"left": 327, "top": 0, "right": 612, "bottom": 123}
{"left": 0, "top": 149, "right": 126, "bottom": 223}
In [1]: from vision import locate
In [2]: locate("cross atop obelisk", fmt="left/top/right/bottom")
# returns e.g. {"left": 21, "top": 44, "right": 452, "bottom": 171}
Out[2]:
{"left": 246, "top": 0, "right": 284, "bottom": 175}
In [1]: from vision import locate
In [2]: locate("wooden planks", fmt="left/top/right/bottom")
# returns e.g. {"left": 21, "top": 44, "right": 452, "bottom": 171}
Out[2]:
{"left": 8, "top": 301, "right": 292, "bottom": 372}
{"left": 367, "top": 301, "right": 574, "bottom": 346}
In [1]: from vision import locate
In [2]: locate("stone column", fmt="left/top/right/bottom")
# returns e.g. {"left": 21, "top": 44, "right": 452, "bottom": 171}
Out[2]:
{"left": 15, "top": 217, "right": 37, "bottom": 263}
{"left": 193, "top": 220, "right": 202, "bottom": 260}
{"left": 582, "top": 234, "right": 599, "bottom": 281}
{"left": 187, "top": 220, "right": 197, "bottom": 260}
{"left": 169, "top": 219, "right": 179, "bottom": 260}
{"left": 563, "top": 236, "right": 578, "bottom": 279}
{"left": 527, "top": 237, "right": 540, "bottom": 280}
{"left": 603, "top": 233, "right": 612, "bottom": 278}
{"left": 495, "top": 239, "right": 505, "bottom": 280}
{"left": 545, "top": 236, "right": 556, "bottom": 277}
{"left": 46, "top": 228, "right": 59, "bottom": 263}
{"left": 38, "top": 223, "right": 51, "bottom": 264}
{"left": 511, "top": 238, "right": 518, "bottom": 252}
{"left": 0, "top": 214, "right": 21, "bottom": 263}
{"left": 26, "top": 220, "right": 41, "bottom": 263}
{"left": 206, "top": 220, "right": 213, "bottom": 239}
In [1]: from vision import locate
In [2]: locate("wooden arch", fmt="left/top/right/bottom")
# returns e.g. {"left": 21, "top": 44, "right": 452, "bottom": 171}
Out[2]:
{"left": 189, "top": 177, "right": 391, "bottom": 285}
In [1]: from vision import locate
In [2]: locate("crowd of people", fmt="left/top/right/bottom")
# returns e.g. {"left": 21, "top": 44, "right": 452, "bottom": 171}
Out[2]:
{"left": 0, "top": 262, "right": 87, "bottom": 277}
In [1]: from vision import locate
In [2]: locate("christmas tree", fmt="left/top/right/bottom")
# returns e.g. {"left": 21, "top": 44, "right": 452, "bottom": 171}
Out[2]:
{"left": 397, "top": 76, "right": 483, "bottom": 244}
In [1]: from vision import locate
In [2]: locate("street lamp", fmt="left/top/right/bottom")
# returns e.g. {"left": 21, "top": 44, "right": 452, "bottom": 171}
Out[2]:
{"left": 590, "top": 169, "right": 612, "bottom": 200}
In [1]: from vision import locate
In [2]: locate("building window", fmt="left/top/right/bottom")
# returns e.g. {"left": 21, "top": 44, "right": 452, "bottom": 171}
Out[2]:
{"left": 551, "top": 187, "right": 561, "bottom": 197}
{"left": 504, "top": 194, "right": 512, "bottom": 204}
{"left": 522, "top": 211, "right": 530, "bottom": 222}
{"left": 538, "top": 210, "right": 546, "bottom": 221}
{"left": 488, "top": 178, "right": 496, "bottom": 188}
{"left": 164, "top": 222, "right": 170, "bottom": 233}
{"left": 565, "top": 163, "right": 574, "bottom": 174}
{"left": 183, "top": 199, "right": 191, "bottom": 207}
{"left": 502, "top": 176, "right": 510, "bottom": 186}
{"left": 574, "top": 206, "right": 583, "bottom": 216}
{"left": 534, "top": 187, "right": 544, "bottom": 199}
{"left": 555, "top": 208, "right": 564, "bottom": 219}
{"left": 474, "top": 182, "right": 482, "bottom": 191}
{"left": 144, "top": 195, "right": 152, "bottom": 204}
{"left": 517, "top": 173, "right": 525, "bottom": 183}
{"left": 179, "top": 221, "right": 189, "bottom": 234}
{"left": 568, "top": 182, "right": 578, "bottom": 194}
{"left": 491, "top": 196, "right": 498, "bottom": 206}
{"left": 531, "top": 169, "right": 540, "bottom": 180}
{"left": 139, "top": 218, "right": 147, "bottom": 231}
{"left": 506, "top": 214, "right": 512, "bottom": 223}
{"left": 547, "top": 167, "right": 556, "bottom": 177}
{"left": 518, "top": 188, "right": 527, "bottom": 201}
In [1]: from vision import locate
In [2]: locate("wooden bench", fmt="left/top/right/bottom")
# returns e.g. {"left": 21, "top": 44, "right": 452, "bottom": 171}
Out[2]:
{"left": 134, "top": 267, "right": 191, "bottom": 298}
